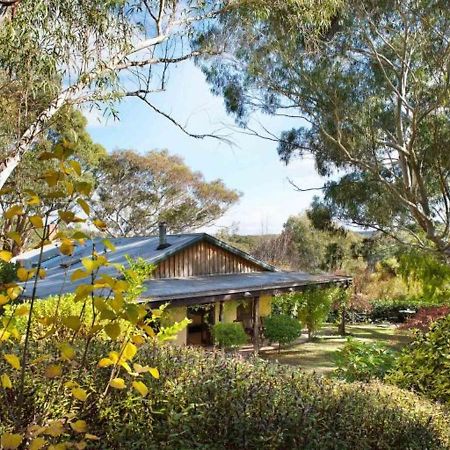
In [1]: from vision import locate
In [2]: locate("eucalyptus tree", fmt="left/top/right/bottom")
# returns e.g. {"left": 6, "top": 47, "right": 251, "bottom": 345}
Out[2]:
{"left": 205, "top": 0, "right": 450, "bottom": 258}
{"left": 0, "top": 0, "right": 243, "bottom": 188}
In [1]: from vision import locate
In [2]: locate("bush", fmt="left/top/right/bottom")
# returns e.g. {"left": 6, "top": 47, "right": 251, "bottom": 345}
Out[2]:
{"left": 263, "top": 314, "right": 302, "bottom": 349}
{"left": 212, "top": 322, "right": 248, "bottom": 349}
{"left": 387, "top": 315, "right": 450, "bottom": 405}
{"left": 334, "top": 338, "right": 397, "bottom": 382}
{"left": 399, "top": 306, "right": 450, "bottom": 332}
{"left": 2, "top": 342, "right": 450, "bottom": 450}
{"left": 0, "top": 261, "right": 18, "bottom": 284}
{"left": 369, "top": 298, "right": 442, "bottom": 323}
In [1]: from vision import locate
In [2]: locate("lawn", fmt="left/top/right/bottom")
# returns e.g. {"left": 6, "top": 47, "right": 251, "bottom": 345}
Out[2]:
{"left": 261, "top": 323, "right": 411, "bottom": 376}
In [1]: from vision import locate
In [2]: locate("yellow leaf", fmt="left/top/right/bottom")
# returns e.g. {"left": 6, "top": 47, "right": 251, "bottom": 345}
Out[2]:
{"left": 81, "top": 257, "right": 95, "bottom": 273}
{"left": 70, "top": 269, "right": 90, "bottom": 282}
{"left": 104, "top": 322, "right": 121, "bottom": 340}
{"left": 17, "top": 267, "right": 33, "bottom": 282}
{"left": 4, "top": 205, "right": 24, "bottom": 220}
{"left": 77, "top": 198, "right": 90, "bottom": 215}
{"left": 30, "top": 437, "right": 47, "bottom": 450}
{"left": 75, "top": 181, "right": 92, "bottom": 196}
{"left": 0, "top": 250, "right": 12, "bottom": 262}
{"left": 74, "top": 441, "right": 87, "bottom": 450}
{"left": 4, "top": 354, "right": 20, "bottom": 370}
{"left": 70, "top": 420, "right": 87, "bottom": 433}
{"left": 7, "top": 285, "right": 22, "bottom": 300}
{"left": 45, "top": 364, "right": 62, "bottom": 379}
{"left": 6, "top": 231, "right": 21, "bottom": 245}
{"left": 59, "top": 343, "right": 76, "bottom": 360}
{"left": 93, "top": 218, "right": 107, "bottom": 230}
{"left": 98, "top": 358, "right": 113, "bottom": 368}
{"left": 70, "top": 160, "right": 82, "bottom": 176}
{"left": 59, "top": 239, "right": 74, "bottom": 256}
{"left": 102, "top": 239, "right": 116, "bottom": 252}
{"left": 64, "top": 381, "right": 79, "bottom": 389}
{"left": 132, "top": 380, "right": 149, "bottom": 397}
{"left": 0, "top": 294, "right": 9, "bottom": 306}
{"left": 108, "top": 351, "right": 119, "bottom": 363}
{"left": 149, "top": 367, "right": 159, "bottom": 379}
{"left": 27, "top": 195, "right": 41, "bottom": 206}
{"left": 71, "top": 387, "right": 88, "bottom": 402}
{"left": 62, "top": 315, "right": 81, "bottom": 331}
{"left": 122, "top": 342, "right": 137, "bottom": 361}
{"left": 1, "top": 373, "right": 12, "bottom": 389}
{"left": 109, "top": 378, "right": 126, "bottom": 389}
{"left": 132, "top": 335, "right": 146, "bottom": 346}
{"left": 119, "top": 361, "right": 132, "bottom": 373}
{"left": 0, "top": 433, "right": 22, "bottom": 449}
{"left": 43, "top": 421, "right": 64, "bottom": 437}
{"left": 65, "top": 181, "right": 74, "bottom": 196}
{"left": 29, "top": 215, "right": 44, "bottom": 229}
{"left": 85, "top": 434, "right": 100, "bottom": 441}
{"left": 38, "top": 268, "right": 46, "bottom": 279}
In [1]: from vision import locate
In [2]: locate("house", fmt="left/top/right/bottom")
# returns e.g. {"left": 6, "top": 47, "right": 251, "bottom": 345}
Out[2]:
{"left": 15, "top": 223, "right": 351, "bottom": 348}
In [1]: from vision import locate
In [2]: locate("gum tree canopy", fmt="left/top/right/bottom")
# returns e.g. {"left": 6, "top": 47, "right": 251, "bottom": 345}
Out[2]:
{"left": 204, "top": 0, "right": 450, "bottom": 257}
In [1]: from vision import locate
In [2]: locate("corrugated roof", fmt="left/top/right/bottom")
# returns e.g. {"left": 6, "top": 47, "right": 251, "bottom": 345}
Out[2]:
{"left": 143, "top": 272, "right": 352, "bottom": 305}
{"left": 14, "top": 233, "right": 277, "bottom": 299}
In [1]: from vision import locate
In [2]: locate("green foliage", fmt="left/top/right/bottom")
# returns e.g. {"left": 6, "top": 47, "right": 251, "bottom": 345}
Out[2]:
{"left": 387, "top": 315, "right": 450, "bottom": 405}
{"left": 94, "top": 149, "right": 240, "bottom": 237}
{"left": 334, "top": 338, "right": 397, "bottom": 382}
{"left": 370, "top": 298, "right": 443, "bottom": 323}
{"left": 0, "top": 261, "right": 18, "bottom": 284}
{"left": 212, "top": 322, "right": 248, "bottom": 349}
{"left": 2, "top": 343, "right": 448, "bottom": 449}
{"left": 263, "top": 314, "right": 302, "bottom": 348}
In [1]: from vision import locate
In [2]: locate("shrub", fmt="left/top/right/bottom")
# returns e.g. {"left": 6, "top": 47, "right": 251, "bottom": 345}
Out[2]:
{"left": 399, "top": 306, "right": 450, "bottom": 332}
{"left": 369, "top": 298, "right": 442, "bottom": 323}
{"left": 212, "top": 322, "right": 248, "bottom": 349}
{"left": 2, "top": 342, "right": 450, "bottom": 450}
{"left": 387, "top": 315, "right": 450, "bottom": 405}
{"left": 263, "top": 314, "right": 302, "bottom": 349}
{"left": 0, "top": 261, "right": 18, "bottom": 284}
{"left": 334, "top": 338, "right": 397, "bottom": 382}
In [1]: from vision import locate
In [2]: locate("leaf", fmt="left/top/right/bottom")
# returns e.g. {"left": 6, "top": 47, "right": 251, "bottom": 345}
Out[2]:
{"left": 132, "top": 335, "right": 146, "bottom": 346}
{"left": 70, "top": 269, "right": 90, "bottom": 282}
{"left": 98, "top": 358, "right": 114, "bottom": 368}
{"left": 58, "top": 210, "right": 76, "bottom": 224}
{"left": 4, "top": 354, "right": 20, "bottom": 370}
{"left": 30, "top": 437, "right": 47, "bottom": 450}
{"left": 62, "top": 316, "right": 81, "bottom": 331}
{"left": 38, "top": 268, "right": 46, "bottom": 279}
{"left": 59, "top": 343, "right": 76, "bottom": 360}
{"left": 85, "top": 434, "right": 100, "bottom": 441}
{"left": 0, "top": 433, "right": 22, "bottom": 449}
{"left": 60, "top": 239, "right": 74, "bottom": 256}
{"left": 4, "top": 205, "right": 24, "bottom": 220}
{"left": 70, "top": 160, "right": 82, "bottom": 176}
{"left": 29, "top": 215, "right": 44, "bottom": 229}
{"left": 104, "top": 322, "right": 121, "bottom": 340}
{"left": 77, "top": 199, "right": 90, "bottom": 215}
{"left": 102, "top": 239, "right": 116, "bottom": 252}
{"left": 71, "top": 387, "right": 88, "bottom": 402}
{"left": 6, "top": 231, "right": 21, "bottom": 245}
{"left": 6, "top": 286, "right": 22, "bottom": 300}
{"left": 81, "top": 257, "right": 95, "bottom": 273}
{"left": 122, "top": 342, "right": 137, "bottom": 361}
{"left": 43, "top": 421, "right": 64, "bottom": 437}
{"left": 45, "top": 364, "right": 63, "bottom": 379}
{"left": 70, "top": 420, "right": 87, "bottom": 433}
{"left": 17, "top": 267, "right": 33, "bottom": 282}
{"left": 27, "top": 195, "right": 41, "bottom": 206}
{"left": 1, "top": 373, "right": 12, "bottom": 389}
{"left": 0, "top": 295, "right": 9, "bottom": 306}
{"left": 149, "top": 367, "right": 160, "bottom": 379}
{"left": 132, "top": 380, "right": 149, "bottom": 397}
{"left": 93, "top": 218, "right": 107, "bottom": 230}
{"left": 0, "top": 250, "right": 12, "bottom": 262}
{"left": 109, "top": 378, "right": 126, "bottom": 389}
{"left": 75, "top": 181, "right": 92, "bottom": 196}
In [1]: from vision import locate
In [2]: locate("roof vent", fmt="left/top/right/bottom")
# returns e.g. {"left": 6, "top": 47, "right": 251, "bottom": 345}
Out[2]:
{"left": 157, "top": 222, "right": 171, "bottom": 250}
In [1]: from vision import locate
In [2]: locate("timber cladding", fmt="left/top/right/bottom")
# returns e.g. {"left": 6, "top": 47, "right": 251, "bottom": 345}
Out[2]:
{"left": 153, "top": 240, "right": 267, "bottom": 278}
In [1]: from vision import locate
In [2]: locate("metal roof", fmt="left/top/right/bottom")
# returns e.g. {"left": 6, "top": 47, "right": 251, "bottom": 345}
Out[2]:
{"left": 14, "top": 233, "right": 278, "bottom": 299}
{"left": 143, "top": 272, "right": 352, "bottom": 306}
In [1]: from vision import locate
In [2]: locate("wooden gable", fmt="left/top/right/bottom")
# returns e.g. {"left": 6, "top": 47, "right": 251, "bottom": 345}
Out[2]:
{"left": 153, "top": 239, "right": 269, "bottom": 279}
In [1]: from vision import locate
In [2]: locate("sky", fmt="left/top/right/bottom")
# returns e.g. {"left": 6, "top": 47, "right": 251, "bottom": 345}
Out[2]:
{"left": 85, "top": 61, "right": 327, "bottom": 235}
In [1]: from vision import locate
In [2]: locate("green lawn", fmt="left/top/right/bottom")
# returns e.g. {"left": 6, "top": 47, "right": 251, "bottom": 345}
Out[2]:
{"left": 261, "top": 323, "right": 410, "bottom": 376}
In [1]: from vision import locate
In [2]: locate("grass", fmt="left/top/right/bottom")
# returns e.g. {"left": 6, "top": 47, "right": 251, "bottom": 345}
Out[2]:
{"left": 261, "top": 323, "right": 410, "bottom": 376}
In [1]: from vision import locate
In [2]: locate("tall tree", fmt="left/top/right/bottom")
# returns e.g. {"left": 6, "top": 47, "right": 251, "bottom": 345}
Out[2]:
{"left": 205, "top": 0, "right": 450, "bottom": 258}
{"left": 0, "top": 0, "right": 244, "bottom": 188}
{"left": 93, "top": 149, "right": 240, "bottom": 237}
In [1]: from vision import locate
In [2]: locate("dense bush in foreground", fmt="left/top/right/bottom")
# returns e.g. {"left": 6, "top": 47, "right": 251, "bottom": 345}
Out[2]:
{"left": 2, "top": 343, "right": 448, "bottom": 450}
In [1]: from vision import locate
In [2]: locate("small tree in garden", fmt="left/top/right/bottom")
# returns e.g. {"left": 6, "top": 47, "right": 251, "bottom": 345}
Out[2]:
{"left": 212, "top": 323, "right": 248, "bottom": 350}
{"left": 263, "top": 315, "right": 302, "bottom": 352}
{"left": 296, "top": 289, "right": 334, "bottom": 340}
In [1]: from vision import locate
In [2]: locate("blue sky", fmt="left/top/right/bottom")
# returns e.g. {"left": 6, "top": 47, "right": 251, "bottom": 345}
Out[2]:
{"left": 85, "top": 61, "right": 326, "bottom": 235}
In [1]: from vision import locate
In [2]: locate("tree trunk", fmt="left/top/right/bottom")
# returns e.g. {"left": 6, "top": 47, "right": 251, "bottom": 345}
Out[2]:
{"left": 338, "top": 306, "right": 346, "bottom": 336}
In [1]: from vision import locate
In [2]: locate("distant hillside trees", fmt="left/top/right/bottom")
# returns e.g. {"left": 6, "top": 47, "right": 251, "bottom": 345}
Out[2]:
{"left": 93, "top": 149, "right": 240, "bottom": 237}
